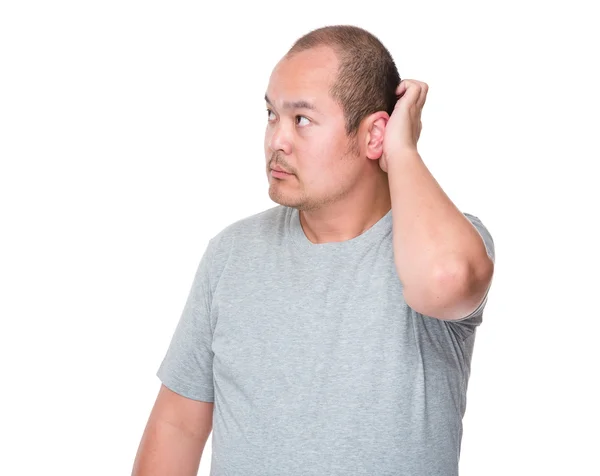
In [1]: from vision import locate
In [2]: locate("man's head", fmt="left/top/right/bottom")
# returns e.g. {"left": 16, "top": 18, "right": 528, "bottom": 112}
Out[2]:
{"left": 264, "top": 25, "right": 401, "bottom": 212}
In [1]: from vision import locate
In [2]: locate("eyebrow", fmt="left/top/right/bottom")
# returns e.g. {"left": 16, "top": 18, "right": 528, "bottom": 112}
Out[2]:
{"left": 264, "top": 94, "right": 319, "bottom": 112}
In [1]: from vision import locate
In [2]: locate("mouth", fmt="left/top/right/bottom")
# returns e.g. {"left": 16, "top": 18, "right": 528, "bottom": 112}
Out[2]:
{"left": 270, "top": 168, "right": 294, "bottom": 178}
{"left": 271, "top": 166, "right": 291, "bottom": 174}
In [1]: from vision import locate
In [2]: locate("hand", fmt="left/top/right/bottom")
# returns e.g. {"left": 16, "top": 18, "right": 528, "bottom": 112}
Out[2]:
{"left": 380, "top": 79, "right": 428, "bottom": 172}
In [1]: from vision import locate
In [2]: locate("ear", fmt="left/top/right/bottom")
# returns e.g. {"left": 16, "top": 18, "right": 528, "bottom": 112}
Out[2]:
{"left": 364, "top": 112, "right": 389, "bottom": 161}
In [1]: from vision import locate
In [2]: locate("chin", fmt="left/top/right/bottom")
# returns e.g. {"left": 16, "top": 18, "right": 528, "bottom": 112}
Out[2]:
{"left": 268, "top": 189, "right": 303, "bottom": 209}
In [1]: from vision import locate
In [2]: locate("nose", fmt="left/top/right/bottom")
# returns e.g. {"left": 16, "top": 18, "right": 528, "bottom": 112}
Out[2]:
{"left": 267, "top": 121, "right": 292, "bottom": 155}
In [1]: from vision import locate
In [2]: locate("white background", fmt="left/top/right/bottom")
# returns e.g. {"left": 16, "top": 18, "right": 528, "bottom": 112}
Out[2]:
{"left": 1, "top": 1, "right": 599, "bottom": 475}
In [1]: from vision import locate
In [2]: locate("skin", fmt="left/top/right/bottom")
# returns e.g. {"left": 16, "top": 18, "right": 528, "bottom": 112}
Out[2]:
{"left": 131, "top": 385, "right": 213, "bottom": 476}
{"left": 264, "top": 49, "right": 493, "bottom": 317}
{"left": 132, "top": 44, "right": 492, "bottom": 476}
{"left": 264, "top": 45, "right": 393, "bottom": 244}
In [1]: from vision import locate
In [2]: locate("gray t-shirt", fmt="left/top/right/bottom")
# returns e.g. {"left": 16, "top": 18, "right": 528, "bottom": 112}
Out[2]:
{"left": 157, "top": 204, "right": 495, "bottom": 476}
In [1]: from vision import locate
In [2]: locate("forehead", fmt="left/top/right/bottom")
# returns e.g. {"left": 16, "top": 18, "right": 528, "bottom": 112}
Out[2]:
{"left": 265, "top": 46, "right": 340, "bottom": 112}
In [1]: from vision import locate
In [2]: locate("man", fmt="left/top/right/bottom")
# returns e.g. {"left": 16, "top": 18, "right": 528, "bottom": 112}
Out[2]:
{"left": 132, "top": 25, "right": 495, "bottom": 476}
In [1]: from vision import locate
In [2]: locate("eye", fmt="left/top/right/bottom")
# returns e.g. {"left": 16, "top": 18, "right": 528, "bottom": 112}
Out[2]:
{"left": 265, "top": 109, "right": 310, "bottom": 127}
{"left": 296, "top": 115, "right": 310, "bottom": 126}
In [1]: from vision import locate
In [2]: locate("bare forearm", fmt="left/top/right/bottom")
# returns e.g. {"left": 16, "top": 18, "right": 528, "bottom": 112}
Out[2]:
{"left": 387, "top": 149, "right": 491, "bottom": 296}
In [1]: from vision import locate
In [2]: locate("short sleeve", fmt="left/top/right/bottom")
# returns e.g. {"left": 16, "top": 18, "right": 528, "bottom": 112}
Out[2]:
{"left": 156, "top": 238, "right": 217, "bottom": 402}
{"left": 444, "top": 213, "right": 496, "bottom": 336}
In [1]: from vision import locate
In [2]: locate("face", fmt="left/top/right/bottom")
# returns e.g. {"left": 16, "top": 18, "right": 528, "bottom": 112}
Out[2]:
{"left": 264, "top": 46, "right": 363, "bottom": 212}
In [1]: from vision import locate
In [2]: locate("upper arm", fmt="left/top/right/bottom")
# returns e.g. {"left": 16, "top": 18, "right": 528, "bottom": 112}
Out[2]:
{"left": 156, "top": 237, "right": 219, "bottom": 403}
{"left": 409, "top": 213, "right": 495, "bottom": 337}
{"left": 132, "top": 384, "right": 214, "bottom": 476}
{"left": 442, "top": 213, "right": 495, "bottom": 331}
{"left": 151, "top": 383, "right": 214, "bottom": 441}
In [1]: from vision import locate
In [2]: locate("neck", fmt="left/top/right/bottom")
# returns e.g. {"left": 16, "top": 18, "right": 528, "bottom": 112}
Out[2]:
{"left": 298, "top": 173, "right": 391, "bottom": 244}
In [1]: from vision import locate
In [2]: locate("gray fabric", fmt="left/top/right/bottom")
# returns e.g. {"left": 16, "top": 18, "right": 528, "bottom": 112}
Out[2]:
{"left": 156, "top": 204, "right": 495, "bottom": 476}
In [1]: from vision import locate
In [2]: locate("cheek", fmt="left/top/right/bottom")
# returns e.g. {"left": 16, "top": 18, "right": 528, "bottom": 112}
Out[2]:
{"left": 306, "top": 137, "right": 337, "bottom": 162}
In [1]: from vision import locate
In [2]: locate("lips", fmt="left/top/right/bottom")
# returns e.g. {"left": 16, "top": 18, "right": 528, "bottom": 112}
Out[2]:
{"left": 271, "top": 166, "right": 291, "bottom": 174}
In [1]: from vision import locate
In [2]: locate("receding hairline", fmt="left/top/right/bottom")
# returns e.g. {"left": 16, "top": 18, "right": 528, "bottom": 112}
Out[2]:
{"left": 264, "top": 46, "right": 342, "bottom": 116}
{"left": 281, "top": 25, "right": 400, "bottom": 137}
{"left": 264, "top": 93, "right": 321, "bottom": 114}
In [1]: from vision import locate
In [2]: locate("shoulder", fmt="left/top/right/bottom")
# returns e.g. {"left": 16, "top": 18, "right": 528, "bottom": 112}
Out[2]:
{"left": 208, "top": 204, "right": 289, "bottom": 257}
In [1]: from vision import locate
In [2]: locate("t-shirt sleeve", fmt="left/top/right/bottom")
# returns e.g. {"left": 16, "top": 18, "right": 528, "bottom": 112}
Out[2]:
{"left": 156, "top": 238, "right": 217, "bottom": 402}
{"left": 443, "top": 212, "right": 496, "bottom": 335}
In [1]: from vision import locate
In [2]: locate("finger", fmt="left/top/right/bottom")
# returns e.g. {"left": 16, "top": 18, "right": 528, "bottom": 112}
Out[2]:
{"left": 416, "top": 83, "right": 428, "bottom": 109}
{"left": 401, "top": 81, "right": 421, "bottom": 107}
{"left": 395, "top": 80, "right": 408, "bottom": 98}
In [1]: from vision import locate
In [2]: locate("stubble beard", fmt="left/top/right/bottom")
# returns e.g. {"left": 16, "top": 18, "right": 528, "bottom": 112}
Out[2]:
{"left": 268, "top": 134, "right": 360, "bottom": 211}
